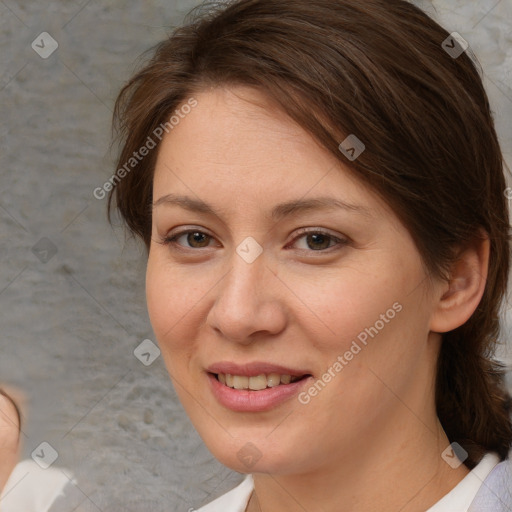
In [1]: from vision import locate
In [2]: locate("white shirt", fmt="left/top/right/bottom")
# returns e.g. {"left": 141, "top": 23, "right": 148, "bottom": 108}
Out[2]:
{"left": 427, "top": 452, "right": 500, "bottom": 511}
{"left": 0, "top": 460, "right": 73, "bottom": 512}
{"left": 195, "top": 452, "right": 501, "bottom": 512}
{"left": 0, "top": 452, "right": 503, "bottom": 511}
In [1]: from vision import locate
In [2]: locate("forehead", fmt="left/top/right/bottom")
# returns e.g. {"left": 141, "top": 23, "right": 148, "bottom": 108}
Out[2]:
{"left": 152, "top": 86, "right": 390, "bottom": 221}
{"left": 158, "top": 86, "right": 325, "bottom": 168}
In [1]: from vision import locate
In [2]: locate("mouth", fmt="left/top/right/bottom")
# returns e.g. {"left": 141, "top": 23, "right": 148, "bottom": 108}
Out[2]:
{"left": 211, "top": 372, "right": 310, "bottom": 390}
{"left": 205, "top": 363, "right": 313, "bottom": 412}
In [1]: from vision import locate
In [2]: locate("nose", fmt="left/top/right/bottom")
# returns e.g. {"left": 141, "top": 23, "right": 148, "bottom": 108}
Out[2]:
{"left": 206, "top": 247, "right": 287, "bottom": 345}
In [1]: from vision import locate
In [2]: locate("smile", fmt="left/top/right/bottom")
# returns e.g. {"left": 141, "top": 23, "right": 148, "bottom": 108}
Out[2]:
{"left": 206, "top": 363, "right": 313, "bottom": 412}
{"left": 215, "top": 373, "right": 304, "bottom": 390}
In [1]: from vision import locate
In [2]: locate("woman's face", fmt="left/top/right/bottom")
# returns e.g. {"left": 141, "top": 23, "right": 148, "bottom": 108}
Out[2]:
{"left": 146, "top": 86, "right": 443, "bottom": 475}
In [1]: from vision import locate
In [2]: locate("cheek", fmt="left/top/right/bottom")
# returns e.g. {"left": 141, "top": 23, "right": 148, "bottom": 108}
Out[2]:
{"left": 145, "top": 253, "right": 213, "bottom": 358}
{"left": 278, "top": 263, "right": 403, "bottom": 352}
{"left": 146, "top": 259, "right": 196, "bottom": 391}
{"left": 282, "top": 255, "right": 428, "bottom": 406}
{"left": 303, "top": 276, "right": 430, "bottom": 417}
{"left": 146, "top": 256, "right": 186, "bottom": 349}
{"left": 146, "top": 259, "right": 169, "bottom": 337}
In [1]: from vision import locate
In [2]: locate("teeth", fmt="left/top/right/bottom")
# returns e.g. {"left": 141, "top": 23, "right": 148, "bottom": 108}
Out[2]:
{"left": 233, "top": 375, "right": 249, "bottom": 389}
{"left": 249, "top": 374, "right": 267, "bottom": 390}
{"left": 267, "top": 373, "right": 281, "bottom": 387}
{"left": 217, "top": 373, "right": 303, "bottom": 390}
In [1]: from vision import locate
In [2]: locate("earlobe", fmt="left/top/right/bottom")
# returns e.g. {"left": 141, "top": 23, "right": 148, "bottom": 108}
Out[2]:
{"left": 430, "top": 233, "right": 490, "bottom": 334}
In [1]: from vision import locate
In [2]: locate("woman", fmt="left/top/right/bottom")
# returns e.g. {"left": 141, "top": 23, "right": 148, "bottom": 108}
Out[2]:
{"left": 109, "top": 0, "right": 512, "bottom": 510}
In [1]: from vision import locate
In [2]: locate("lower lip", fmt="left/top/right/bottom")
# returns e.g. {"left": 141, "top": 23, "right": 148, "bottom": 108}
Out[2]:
{"left": 207, "top": 373, "right": 312, "bottom": 412}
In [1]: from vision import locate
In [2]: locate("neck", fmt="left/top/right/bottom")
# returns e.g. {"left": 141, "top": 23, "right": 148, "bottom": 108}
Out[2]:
{"left": 247, "top": 417, "right": 470, "bottom": 512}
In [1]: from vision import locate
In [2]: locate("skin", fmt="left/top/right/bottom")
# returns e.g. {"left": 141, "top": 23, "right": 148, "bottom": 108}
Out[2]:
{"left": 146, "top": 86, "right": 489, "bottom": 512}
{"left": 0, "top": 390, "right": 20, "bottom": 493}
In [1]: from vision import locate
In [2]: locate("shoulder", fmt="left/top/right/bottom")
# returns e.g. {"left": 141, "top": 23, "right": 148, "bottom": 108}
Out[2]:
{"left": 468, "top": 450, "right": 512, "bottom": 512}
{"left": 195, "top": 474, "right": 254, "bottom": 512}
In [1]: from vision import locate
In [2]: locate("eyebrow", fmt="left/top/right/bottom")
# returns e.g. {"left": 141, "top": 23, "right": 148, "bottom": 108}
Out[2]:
{"left": 152, "top": 193, "right": 371, "bottom": 220}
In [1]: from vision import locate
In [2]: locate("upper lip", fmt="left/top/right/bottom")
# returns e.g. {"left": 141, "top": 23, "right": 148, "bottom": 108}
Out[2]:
{"left": 207, "top": 361, "right": 312, "bottom": 377}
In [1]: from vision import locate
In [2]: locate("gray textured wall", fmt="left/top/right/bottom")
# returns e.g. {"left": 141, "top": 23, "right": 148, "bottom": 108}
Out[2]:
{"left": 0, "top": 1, "right": 511, "bottom": 511}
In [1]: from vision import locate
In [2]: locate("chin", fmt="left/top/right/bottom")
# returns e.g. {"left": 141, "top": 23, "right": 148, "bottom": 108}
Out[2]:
{"left": 197, "top": 426, "right": 304, "bottom": 475}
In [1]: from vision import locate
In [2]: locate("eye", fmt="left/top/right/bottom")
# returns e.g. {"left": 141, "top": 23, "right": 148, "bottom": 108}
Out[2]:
{"left": 159, "top": 227, "right": 347, "bottom": 253}
{"left": 163, "top": 229, "right": 217, "bottom": 249}
{"left": 289, "top": 229, "right": 347, "bottom": 251}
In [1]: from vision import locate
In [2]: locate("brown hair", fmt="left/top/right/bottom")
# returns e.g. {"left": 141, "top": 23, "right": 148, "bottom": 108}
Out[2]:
{"left": 108, "top": 0, "right": 512, "bottom": 468}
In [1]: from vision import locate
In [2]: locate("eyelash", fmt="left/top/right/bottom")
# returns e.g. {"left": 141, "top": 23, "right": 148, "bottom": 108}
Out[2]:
{"left": 160, "top": 227, "right": 348, "bottom": 253}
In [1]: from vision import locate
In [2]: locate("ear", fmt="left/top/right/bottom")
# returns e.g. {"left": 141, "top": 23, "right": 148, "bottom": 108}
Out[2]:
{"left": 429, "top": 231, "right": 490, "bottom": 333}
